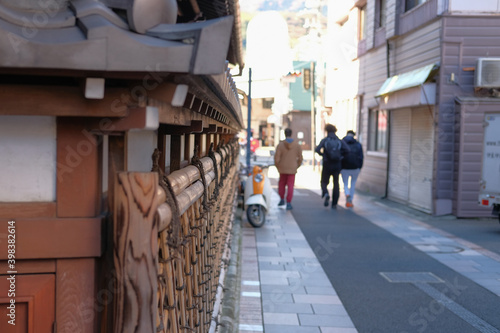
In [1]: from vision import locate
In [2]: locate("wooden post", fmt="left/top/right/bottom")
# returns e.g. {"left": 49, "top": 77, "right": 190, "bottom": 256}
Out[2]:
{"left": 113, "top": 172, "right": 160, "bottom": 333}
{"left": 170, "top": 135, "right": 181, "bottom": 172}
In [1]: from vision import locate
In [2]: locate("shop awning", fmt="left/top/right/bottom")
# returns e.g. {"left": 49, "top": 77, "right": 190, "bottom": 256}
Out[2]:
{"left": 376, "top": 63, "right": 439, "bottom": 97}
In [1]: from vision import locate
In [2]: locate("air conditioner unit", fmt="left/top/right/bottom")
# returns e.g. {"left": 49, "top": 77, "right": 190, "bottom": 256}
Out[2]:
{"left": 475, "top": 58, "right": 500, "bottom": 88}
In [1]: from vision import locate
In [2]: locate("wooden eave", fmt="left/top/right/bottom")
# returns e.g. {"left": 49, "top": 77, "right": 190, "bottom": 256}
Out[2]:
{"left": 0, "top": 72, "right": 242, "bottom": 134}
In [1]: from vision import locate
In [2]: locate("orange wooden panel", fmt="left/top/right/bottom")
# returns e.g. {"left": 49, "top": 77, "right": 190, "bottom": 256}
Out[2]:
{"left": 0, "top": 218, "right": 102, "bottom": 260}
{"left": 56, "top": 118, "right": 100, "bottom": 218}
{"left": 0, "top": 260, "right": 56, "bottom": 275}
{"left": 0, "top": 202, "right": 56, "bottom": 219}
{"left": 0, "top": 274, "right": 55, "bottom": 333}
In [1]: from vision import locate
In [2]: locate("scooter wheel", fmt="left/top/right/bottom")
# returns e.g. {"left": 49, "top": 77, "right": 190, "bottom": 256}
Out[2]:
{"left": 246, "top": 204, "right": 266, "bottom": 227}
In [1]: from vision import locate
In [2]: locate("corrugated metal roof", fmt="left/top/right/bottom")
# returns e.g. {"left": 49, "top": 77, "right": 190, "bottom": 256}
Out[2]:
{"left": 376, "top": 63, "right": 439, "bottom": 97}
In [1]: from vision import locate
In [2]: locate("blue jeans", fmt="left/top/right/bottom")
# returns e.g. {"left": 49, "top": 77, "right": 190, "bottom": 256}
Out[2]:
{"left": 341, "top": 168, "right": 360, "bottom": 200}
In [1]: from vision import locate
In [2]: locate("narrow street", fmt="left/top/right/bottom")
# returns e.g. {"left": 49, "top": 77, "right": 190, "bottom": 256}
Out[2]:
{"left": 234, "top": 151, "right": 500, "bottom": 332}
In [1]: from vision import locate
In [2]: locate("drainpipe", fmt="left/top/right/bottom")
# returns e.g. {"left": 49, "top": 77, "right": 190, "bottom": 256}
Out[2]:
{"left": 383, "top": 110, "right": 391, "bottom": 199}
{"left": 246, "top": 68, "right": 252, "bottom": 173}
{"left": 386, "top": 40, "right": 391, "bottom": 78}
{"left": 382, "top": 41, "right": 391, "bottom": 199}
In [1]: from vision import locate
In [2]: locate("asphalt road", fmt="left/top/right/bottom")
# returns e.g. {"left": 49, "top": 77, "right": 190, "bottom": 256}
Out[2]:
{"left": 282, "top": 186, "right": 500, "bottom": 333}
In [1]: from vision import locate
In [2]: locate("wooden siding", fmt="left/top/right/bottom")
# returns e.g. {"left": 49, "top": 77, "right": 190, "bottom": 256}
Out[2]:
{"left": 359, "top": 46, "right": 388, "bottom": 107}
{"left": 365, "top": 0, "right": 375, "bottom": 50}
{"left": 440, "top": 15, "right": 500, "bottom": 217}
{"left": 385, "top": 0, "right": 397, "bottom": 39}
{"left": 398, "top": 0, "right": 439, "bottom": 36}
{"left": 455, "top": 101, "right": 500, "bottom": 217}
{"left": 357, "top": 45, "right": 388, "bottom": 197}
{"left": 393, "top": 20, "right": 441, "bottom": 75}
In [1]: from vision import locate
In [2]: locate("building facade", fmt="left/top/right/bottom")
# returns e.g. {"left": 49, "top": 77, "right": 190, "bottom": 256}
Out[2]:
{"left": 327, "top": 0, "right": 500, "bottom": 217}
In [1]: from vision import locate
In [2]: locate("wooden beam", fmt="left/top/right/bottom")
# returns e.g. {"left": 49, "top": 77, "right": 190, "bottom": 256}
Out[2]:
{"left": 0, "top": 259, "right": 56, "bottom": 274}
{"left": 108, "top": 135, "right": 126, "bottom": 214}
{"left": 170, "top": 135, "right": 181, "bottom": 173}
{"left": 0, "top": 202, "right": 56, "bottom": 219}
{"left": 87, "top": 107, "right": 157, "bottom": 132}
{"left": 183, "top": 92, "right": 195, "bottom": 109}
{"left": 191, "top": 97, "right": 203, "bottom": 113}
{"left": 184, "top": 133, "right": 192, "bottom": 162}
{"left": 194, "top": 134, "right": 202, "bottom": 158}
{"left": 0, "top": 217, "right": 102, "bottom": 259}
{"left": 157, "top": 104, "right": 191, "bottom": 126}
{"left": 0, "top": 85, "right": 129, "bottom": 117}
{"left": 160, "top": 120, "right": 203, "bottom": 135}
{"left": 203, "top": 124, "right": 217, "bottom": 134}
{"left": 157, "top": 125, "right": 167, "bottom": 173}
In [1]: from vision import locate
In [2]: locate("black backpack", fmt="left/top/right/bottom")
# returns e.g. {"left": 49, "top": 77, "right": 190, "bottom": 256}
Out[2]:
{"left": 324, "top": 137, "right": 342, "bottom": 161}
{"left": 342, "top": 142, "right": 362, "bottom": 168}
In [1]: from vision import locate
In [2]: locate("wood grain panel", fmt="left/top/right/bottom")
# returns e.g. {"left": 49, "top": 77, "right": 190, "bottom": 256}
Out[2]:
{"left": 113, "top": 172, "right": 159, "bottom": 333}
{"left": 56, "top": 259, "right": 97, "bottom": 333}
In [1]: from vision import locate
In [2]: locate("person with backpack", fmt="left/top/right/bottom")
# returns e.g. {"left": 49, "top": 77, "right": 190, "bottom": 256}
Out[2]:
{"left": 315, "top": 124, "right": 350, "bottom": 209}
{"left": 341, "top": 130, "right": 364, "bottom": 208}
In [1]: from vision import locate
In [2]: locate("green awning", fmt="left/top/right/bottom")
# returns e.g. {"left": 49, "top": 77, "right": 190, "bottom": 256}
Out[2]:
{"left": 376, "top": 63, "right": 439, "bottom": 97}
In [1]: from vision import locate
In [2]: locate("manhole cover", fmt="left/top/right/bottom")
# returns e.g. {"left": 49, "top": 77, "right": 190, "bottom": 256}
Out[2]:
{"left": 380, "top": 272, "right": 444, "bottom": 283}
{"left": 414, "top": 244, "right": 464, "bottom": 254}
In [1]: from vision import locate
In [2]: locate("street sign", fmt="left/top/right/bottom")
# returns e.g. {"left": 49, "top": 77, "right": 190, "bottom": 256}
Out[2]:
{"left": 303, "top": 68, "right": 311, "bottom": 90}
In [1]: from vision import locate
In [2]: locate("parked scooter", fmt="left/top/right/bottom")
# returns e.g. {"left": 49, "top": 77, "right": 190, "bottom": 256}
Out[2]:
{"left": 243, "top": 164, "right": 272, "bottom": 227}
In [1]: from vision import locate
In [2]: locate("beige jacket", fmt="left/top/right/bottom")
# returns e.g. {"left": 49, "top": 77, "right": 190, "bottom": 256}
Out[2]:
{"left": 274, "top": 139, "right": 303, "bottom": 174}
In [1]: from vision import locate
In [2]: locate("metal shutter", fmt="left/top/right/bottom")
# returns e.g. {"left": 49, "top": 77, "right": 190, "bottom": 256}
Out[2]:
{"left": 388, "top": 109, "right": 411, "bottom": 202}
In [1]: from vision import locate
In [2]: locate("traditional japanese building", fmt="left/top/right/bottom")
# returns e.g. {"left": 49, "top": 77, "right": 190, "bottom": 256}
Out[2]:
{"left": 0, "top": 0, "right": 244, "bottom": 331}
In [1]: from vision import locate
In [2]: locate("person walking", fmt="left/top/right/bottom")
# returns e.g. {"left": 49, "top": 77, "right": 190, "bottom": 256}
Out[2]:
{"left": 341, "top": 130, "right": 364, "bottom": 208}
{"left": 274, "top": 128, "right": 303, "bottom": 210}
{"left": 315, "top": 124, "right": 350, "bottom": 209}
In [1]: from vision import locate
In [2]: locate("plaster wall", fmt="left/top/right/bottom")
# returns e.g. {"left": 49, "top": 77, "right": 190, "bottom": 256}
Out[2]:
{"left": 0, "top": 116, "right": 56, "bottom": 201}
{"left": 127, "top": 130, "right": 158, "bottom": 172}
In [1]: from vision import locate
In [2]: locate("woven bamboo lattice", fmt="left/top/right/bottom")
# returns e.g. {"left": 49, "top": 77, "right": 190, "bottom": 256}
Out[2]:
{"left": 113, "top": 141, "right": 239, "bottom": 333}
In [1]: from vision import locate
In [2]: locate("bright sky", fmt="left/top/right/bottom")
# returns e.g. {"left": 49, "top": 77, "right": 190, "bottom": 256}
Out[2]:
{"left": 245, "top": 11, "right": 293, "bottom": 79}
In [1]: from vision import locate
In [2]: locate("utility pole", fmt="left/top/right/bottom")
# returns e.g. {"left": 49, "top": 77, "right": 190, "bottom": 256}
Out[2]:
{"left": 310, "top": 61, "right": 316, "bottom": 170}
{"left": 246, "top": 68, "right": 252, "bottom": 172}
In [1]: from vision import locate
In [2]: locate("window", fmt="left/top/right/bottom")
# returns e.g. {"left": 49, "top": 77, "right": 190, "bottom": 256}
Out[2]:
{"left": 368, "top": 109, "right": 388, "bottom": 152}
{"left": 262, "top": 98, "right": 274, "bottom": 109}
{"left": 358, "top": 5, "right": 367, "bottom": 40}
{"left": 376, "top": 0, "right": 386, "bottom": 28}
{"left": 405, "top": 0, "right": 426, "bottom": 12}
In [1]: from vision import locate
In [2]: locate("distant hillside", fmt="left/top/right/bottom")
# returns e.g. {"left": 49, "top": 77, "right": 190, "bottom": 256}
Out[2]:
{"left": 240, "top": 0, "right": 306, "bottom": 13}
{"left": 239, "top": 5, "right": 327, "bottom": 59}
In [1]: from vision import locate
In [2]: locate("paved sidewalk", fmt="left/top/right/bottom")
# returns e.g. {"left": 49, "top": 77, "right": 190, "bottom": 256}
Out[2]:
{"left": 238, "top": 180, "right": 358, "bottom": 332}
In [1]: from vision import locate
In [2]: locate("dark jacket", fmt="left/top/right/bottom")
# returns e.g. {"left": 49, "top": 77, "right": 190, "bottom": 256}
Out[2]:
{"left": 341, "top": 135, "right": 363, "bottom": 170}
{"left": 315, "top": 133, "right": 350, "bottom": 170}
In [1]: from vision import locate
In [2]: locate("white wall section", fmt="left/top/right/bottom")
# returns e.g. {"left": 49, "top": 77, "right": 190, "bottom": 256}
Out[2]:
{"left": 0, "top": 116, "right": 56, "bottom": 201}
